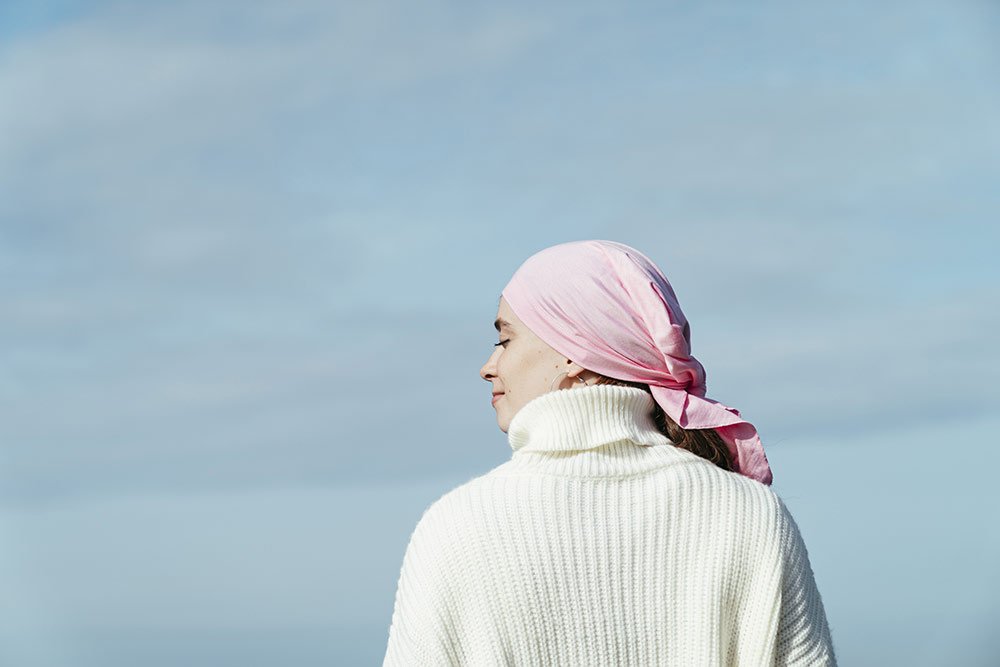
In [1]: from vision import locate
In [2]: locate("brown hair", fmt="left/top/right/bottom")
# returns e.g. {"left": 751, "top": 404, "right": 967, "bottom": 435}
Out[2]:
{"left": 592, "top": 376, "right": 735, "bottom": 472}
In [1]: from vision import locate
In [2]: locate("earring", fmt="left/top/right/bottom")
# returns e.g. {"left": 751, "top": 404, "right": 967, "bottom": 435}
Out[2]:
{"left": 549, "top": 372, "right": 590, "bottom": 392}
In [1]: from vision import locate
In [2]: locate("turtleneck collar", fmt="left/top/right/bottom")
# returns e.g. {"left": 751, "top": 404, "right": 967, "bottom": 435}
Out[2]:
{"left": 507, "top": 384, "right": 673, "bottom": 454}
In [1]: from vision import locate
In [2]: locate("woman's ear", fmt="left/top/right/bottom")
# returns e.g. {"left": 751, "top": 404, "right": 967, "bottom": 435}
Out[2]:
{"left": 566, "top": 362, "right": 605, "bottom": 386}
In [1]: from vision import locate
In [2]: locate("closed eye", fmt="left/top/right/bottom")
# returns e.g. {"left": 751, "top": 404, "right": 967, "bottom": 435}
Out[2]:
{"left": 494, "top": 339, "right": 510, "bottom": 347}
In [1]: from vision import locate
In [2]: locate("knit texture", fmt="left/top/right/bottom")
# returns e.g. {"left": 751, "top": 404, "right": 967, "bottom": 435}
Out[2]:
{"left": 383, "top": 385, "right": 835, "bottom": 666}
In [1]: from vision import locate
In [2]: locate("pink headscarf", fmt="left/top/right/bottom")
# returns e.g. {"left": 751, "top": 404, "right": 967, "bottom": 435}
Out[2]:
{"left": 502, "top": 240, "right": 772, "bottom": 485}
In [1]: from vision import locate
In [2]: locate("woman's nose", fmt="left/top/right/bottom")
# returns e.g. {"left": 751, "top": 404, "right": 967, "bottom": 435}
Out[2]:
{"left": 480, "top": 347, "right": 500, "bottom": 381}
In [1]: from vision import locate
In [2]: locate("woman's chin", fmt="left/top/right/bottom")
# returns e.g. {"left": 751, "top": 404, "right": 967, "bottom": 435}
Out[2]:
{"left": 495, "top": 411, "right": 511, "bottom": 433}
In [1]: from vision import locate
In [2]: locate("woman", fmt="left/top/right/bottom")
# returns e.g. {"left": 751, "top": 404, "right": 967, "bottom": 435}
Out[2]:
{"left": 383, "top": 241, "right": 835, "bottom": 666}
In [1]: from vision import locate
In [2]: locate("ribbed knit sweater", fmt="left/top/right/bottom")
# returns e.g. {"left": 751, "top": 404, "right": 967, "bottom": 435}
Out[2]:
{"left": 383, "top": 385, "right": 835, "bottom": 666}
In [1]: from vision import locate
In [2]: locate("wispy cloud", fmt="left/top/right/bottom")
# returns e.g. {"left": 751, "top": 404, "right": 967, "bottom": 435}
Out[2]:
{"left": 2, "top": 0, "right": 997, "bottom": 508}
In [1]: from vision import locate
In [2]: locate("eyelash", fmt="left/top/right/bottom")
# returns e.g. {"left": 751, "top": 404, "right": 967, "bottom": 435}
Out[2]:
{"left": 494, "top": 339, "right": 510, "bottom": 348}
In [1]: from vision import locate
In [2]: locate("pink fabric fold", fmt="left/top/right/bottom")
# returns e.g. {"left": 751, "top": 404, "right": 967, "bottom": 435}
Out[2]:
{"left": 502, "top": 240, "right": 772, "bottom": 485}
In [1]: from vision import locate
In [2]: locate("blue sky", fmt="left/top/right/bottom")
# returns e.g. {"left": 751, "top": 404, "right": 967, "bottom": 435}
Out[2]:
{"left": 2, "top": 1, "right": 999, "bottom": 665}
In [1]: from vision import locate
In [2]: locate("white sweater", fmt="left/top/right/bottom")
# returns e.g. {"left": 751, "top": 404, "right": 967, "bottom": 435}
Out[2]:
{"left": 383, "top": 385, "right": 835, "bottom": 666}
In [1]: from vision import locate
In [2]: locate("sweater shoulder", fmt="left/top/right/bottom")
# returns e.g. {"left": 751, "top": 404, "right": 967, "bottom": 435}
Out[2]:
{"left": 405, "top": 466, "right": 506, "bottom": 549}
{"left": 419, "top": 456, "right": 791, "bottom": 523}
{"left": 671, "top": 452, "right": 788, "bottom": 517}
{"left": 408, "top": 456, "right": 798, "bottom": 563}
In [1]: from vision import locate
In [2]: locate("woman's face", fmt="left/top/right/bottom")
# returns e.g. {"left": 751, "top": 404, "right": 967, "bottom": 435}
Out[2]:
{"left": 480, "top": 297, "right": 583, "bottom": 432}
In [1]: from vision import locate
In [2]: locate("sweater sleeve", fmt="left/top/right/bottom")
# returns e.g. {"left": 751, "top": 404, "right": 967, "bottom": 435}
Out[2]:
{"left": 773, "top": 499, "right": 837, "bottom": 666}
{"left": 382, "top": 499, "right": 462, "bottom": 667}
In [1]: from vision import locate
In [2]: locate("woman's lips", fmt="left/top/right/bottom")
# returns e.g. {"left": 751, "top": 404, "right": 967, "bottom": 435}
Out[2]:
{"left": 491, "top": 393, "right": 503, "bottom": 406}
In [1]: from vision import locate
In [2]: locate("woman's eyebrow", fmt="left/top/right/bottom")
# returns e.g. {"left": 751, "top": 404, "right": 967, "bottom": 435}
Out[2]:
{"left": 494, "top": 318, "right": 511, "bottom": 332}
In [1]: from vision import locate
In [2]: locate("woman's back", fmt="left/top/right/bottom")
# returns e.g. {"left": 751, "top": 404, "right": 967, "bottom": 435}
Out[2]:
{"left": 383, "top": 386, "right": 834, "bottom": 666}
